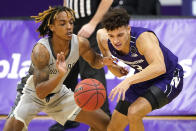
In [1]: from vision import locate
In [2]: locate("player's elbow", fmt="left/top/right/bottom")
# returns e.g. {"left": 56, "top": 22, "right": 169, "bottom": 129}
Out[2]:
{"left": 159, "top": 64, "right": 166, "bottom": 75}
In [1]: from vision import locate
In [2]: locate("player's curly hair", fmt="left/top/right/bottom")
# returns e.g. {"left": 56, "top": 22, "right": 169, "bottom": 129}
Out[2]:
{"left": 31, "top": 6, "right": 75, "bottom": 37}
{"left": 101, "top": 8, "right": 130, "bottom": 31}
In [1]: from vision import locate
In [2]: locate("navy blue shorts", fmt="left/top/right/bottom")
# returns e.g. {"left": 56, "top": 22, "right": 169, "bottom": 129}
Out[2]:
{"left": 116, "top": 64, "right": 184, "bottom": 115}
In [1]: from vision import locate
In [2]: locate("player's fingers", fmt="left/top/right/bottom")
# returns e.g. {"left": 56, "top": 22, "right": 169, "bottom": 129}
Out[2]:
{"left": 122, "top": 90, "right": 126, "bottom": 101}
{"left": 78, "top": 30, "right": 86, "bottom": 38}
{"left": 111, "top": 88, "right": 118, "bottom": 101}
{"left": 77, "top": 29, "right": 83, "bottom": 36}
{"left": 109, "top": 88, "right": 117, "bottom": 100}
{"left": 109, "top": 89, "right": 114, "bottom": 99}
{"left": 113, "top": 57, "right": 118, "bottom": 63}
{"left": 61, "top": 52, "right": 65, "bottom": 61}
{"left": 116, "top": 90, "right": 122, "bottom": 102}
{"left": 57, "top": 53, "right": 60, "bottom": 61}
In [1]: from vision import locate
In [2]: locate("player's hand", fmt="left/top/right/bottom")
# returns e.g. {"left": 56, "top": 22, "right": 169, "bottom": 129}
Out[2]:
{"left": 102, "top": 56, "right": 118, "bottom": 66}
{"left": 77, "top": 23, "right": 96, "bottom": 38}
{"left": 109, "top": 77, "right": 131, "bottom": 102}
{"left": 56, "top": 52, "right": 67, "bottom": 76}
{"left": 119, "top": 67, "right": 129, "bottom": 76}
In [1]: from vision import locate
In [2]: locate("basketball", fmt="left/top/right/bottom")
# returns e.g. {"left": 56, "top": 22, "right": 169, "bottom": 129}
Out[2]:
{"left": 74, "top": 78, "right": 106, "bottom": 111}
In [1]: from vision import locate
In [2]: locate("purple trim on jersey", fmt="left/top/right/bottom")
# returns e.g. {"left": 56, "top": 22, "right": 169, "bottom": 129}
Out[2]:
{"left": 107, "top": 26, "right": 178, "bottom": 76}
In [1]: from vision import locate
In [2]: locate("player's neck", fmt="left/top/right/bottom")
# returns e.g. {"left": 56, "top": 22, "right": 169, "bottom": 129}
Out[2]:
{"left": 51, "top": 36, "right": 70, "bottom": 52}
{"left": 51, "top": 36, "right": 71, "bottom": 58}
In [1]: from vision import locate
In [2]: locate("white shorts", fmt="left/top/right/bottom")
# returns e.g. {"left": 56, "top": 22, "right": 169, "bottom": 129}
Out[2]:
{"left": 13, "top": 84, "right": 81, "bottom": 129}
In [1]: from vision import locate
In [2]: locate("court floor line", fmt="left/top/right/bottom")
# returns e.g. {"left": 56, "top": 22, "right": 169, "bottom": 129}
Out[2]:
{"left": 1, "top": 115, "right": 196, "bottom": 120}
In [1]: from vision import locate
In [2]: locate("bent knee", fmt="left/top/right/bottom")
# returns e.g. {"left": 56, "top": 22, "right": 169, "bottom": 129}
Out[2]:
{"left": 127, "top": 108, "right": 144, "bottom": 121}
{"left": 3, "top": 117, "right": 14, "bottom": 131}
{"left": 4, "top": 117, "right": 25, "bottom": 131}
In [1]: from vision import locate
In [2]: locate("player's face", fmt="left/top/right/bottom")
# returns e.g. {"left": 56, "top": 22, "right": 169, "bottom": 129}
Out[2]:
{"left": 50, "top": 11, "right": 74, "bottom": 40}
{"left": 107, "top": 26, "right": 130, "bottom": 52}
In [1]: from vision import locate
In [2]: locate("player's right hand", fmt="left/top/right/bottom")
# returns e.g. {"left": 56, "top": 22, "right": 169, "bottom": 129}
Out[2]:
{"left": 102, "top": 56, "right": 118, "bottom": 66}
{"left": 56, "top": 52, "right": 67, "bottom": 76}
{"left": 119, "top": 67, "right": 129, "bottom": 76}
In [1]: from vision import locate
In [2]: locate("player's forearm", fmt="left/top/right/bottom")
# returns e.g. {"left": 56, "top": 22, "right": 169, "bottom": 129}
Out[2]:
{"left": 90, "top": 53, "right": 105, "bottom": 69}
{"left": 128, "top": 63, "right": 166, "bottom": 85}
{"left": 35, "top": 74, "right": 63, "bottom": 99}
{"left": 89, "top": 0, "right": 113, "bottom": 26}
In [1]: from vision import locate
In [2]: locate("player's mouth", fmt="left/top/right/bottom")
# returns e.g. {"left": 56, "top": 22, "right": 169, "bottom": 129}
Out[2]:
{"left": 114, "top": 42, "right": 122, "bottom": 49}
{"left": 67, "top": 32, "right": 72, "bottom": 37}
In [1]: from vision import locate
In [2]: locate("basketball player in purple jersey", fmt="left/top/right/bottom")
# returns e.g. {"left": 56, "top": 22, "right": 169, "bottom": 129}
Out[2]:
{"left": 97, "top": 8, "right": 184, "bottom": 131}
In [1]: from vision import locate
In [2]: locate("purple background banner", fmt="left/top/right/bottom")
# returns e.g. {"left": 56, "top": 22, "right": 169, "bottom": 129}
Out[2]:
{"left": 0, "top": 18, "right": 196, "bottom": 115}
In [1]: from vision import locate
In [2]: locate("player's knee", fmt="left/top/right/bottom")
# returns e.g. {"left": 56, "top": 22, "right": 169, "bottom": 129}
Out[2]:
{"left": 3, "top": 117, "right": 14, "bottom": 131}
{"left": 14, "top": 118, "right": 25, "bottom": 131}
{"left": 4, "top": 117, "right": 25, "bottom": 131}
{"left": 127, "top": 107, "right": 143, "bottom": 122}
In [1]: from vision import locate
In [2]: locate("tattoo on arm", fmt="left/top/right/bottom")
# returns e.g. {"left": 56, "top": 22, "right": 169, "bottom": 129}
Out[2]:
{"left": 31, "top": 43, "right": 50, "bottom": 87}
{"left": 33, "top": 67, "right": 49, "bottom": 87}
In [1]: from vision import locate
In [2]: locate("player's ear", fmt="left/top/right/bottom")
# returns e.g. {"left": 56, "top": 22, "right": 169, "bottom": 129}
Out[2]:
{"left": 49, "top": 24, "right": 54, "bottom": 32}
{"left": 127, "top": 25, "right": 131, "bottom": 31}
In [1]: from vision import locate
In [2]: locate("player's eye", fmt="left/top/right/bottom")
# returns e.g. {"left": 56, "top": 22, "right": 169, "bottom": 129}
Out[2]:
{"left": 60, "top": 23, "right": 65, "bottom": 26}
{"left": 69, "top": 21, "right": 74, "bottom": 25}
{"left": 118, "top": 33, "right": 123, "bottom": 37}
{"left": 109, "top": 35, "right": 113, "bottom": 38}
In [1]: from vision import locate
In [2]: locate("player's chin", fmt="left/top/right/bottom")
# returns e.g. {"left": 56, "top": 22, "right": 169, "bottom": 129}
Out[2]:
{"left": 64, "top": 36, "right": 72, "bottom": 40}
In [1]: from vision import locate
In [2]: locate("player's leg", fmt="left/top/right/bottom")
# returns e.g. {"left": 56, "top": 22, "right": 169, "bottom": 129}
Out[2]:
{"left": 4, "top": 92, "right": 22, "bottom": 130}
{"left": 107, "top": 110, "right": 128, "bottom": 131}
{"left": 127, "top": 97, "right": 152, "bottom": 131}
{"left": 127, "top": 67, "right": 183, "bottom": 131}
{"left": 4, "top": 92, "right": 42, "bottom": 131}
{"left": 107, "top": 88, "right": 140, "bottom": 131}
{"left": 4, "top": 80, "right": 26, "bottom": 131}
{"left": 126, "top": 83, "right": 169, "bottom": 131}
{"left": 75, "top": 109, "right": 110, "bottom": 131}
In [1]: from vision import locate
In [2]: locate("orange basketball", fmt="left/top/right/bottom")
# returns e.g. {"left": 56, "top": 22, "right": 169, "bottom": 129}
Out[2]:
{"left": 74, "top": 79, "right": 106, "bottom": 111}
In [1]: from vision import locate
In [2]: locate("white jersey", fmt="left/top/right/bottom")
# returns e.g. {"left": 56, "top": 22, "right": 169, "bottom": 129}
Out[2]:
{"left": 25, "top": 34, "right": 79, "bottom": 93}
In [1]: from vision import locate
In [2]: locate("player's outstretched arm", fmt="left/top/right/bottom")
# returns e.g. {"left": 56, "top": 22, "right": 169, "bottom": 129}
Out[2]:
{"left": 78, "top": 36, "right": 105, "bottom": 69}
{"left": 97, "top": 29, "right": 129, "bottom": 77}
{"left": 32, "top": 44, "right": 66, "bottom": 99}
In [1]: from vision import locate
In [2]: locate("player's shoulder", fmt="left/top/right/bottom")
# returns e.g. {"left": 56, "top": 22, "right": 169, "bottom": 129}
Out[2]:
{"left": 137, "top": 31, "right": 156, "bottom": 42}
{"left": 77, "top": 36, "right": 89, "bottom": 48}
{"left": 32, "top": 42, "right": 50, "bottom": 69}
{"left": 97, "top": 28, "right": 108, "bottom": 42}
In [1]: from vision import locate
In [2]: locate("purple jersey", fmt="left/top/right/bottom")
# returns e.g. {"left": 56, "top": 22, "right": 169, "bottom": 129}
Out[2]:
{"left": 108, "top": 27, "right": 183, "bottom": 104}
{"left": 108, "top": 27, "right": 178, "bottom": 76}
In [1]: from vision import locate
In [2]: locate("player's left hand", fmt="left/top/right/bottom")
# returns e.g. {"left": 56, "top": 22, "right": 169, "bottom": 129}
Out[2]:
{"left": 109, "top": 77, "right": 131, "bottom": 102}
{"left": 78, "top": 23, "right": 96, "bottom": 38}
{"left": 56, "top": 52, "right": 67, "bottom": 76}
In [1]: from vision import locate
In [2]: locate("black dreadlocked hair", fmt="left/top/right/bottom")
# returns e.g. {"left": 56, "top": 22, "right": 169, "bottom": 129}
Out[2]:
{"left": 101, "top": 8, "right": 130, "bottom": 31}
{"left": 31, "top": 6, "right": 75, "bottom": 37}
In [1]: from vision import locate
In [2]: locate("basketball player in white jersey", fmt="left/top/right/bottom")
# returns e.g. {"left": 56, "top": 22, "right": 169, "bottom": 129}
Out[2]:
{"left": 3, "top": 6, "right": 121, "bottom": 131}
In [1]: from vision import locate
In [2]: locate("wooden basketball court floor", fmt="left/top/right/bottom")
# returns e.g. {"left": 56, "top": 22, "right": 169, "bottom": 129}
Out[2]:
{"left": 1, "top": 115, "right": 196, "bottom": 131}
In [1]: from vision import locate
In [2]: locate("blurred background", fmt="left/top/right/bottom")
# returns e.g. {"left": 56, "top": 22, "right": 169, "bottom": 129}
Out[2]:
{"left": 0, "top": 0, "right": 196, "bottom": 131}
